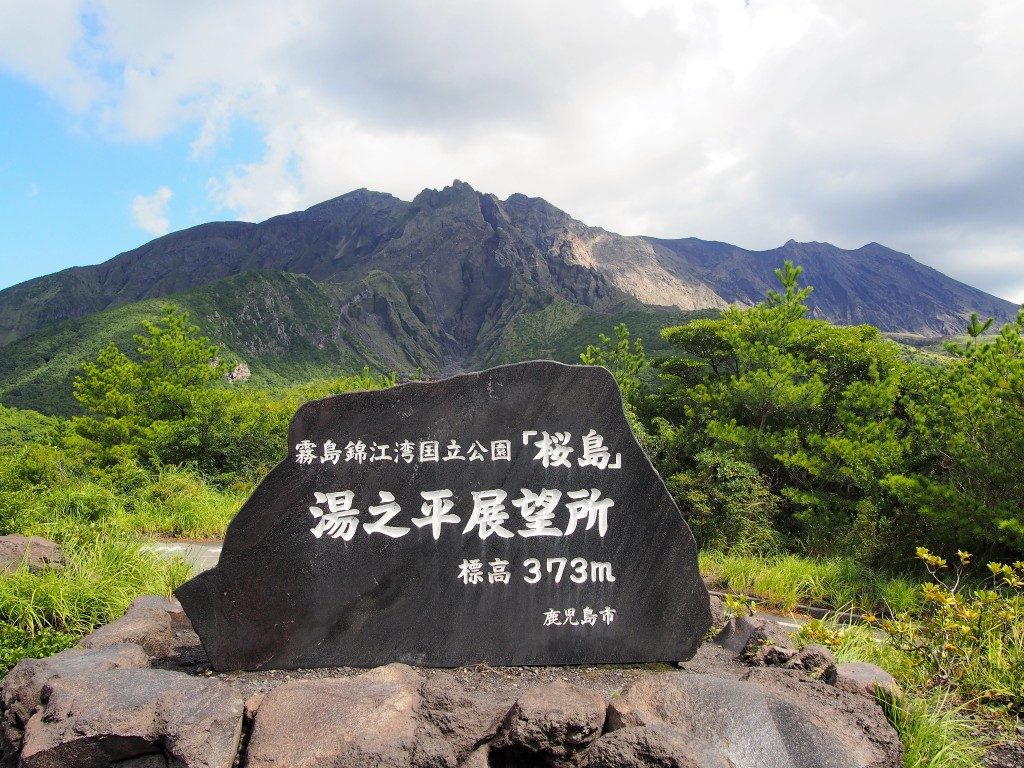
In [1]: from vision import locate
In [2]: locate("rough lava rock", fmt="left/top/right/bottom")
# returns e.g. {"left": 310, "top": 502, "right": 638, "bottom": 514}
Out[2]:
{"left": 784, "top": 644, "right": 838, "bottom": 683}
{"left": 19, "top": 668, "right": 243, "bottom": 768}
{"left": 244, "top": 664, "right": 451, "bottom": 768}
{"left": 707, "top": 595, "right": 726, "bottom": 632}
{"left": 0, "top": 606, "right": 905, "bottom": 768}
{"left": 490, "top": 681, "right": 606, "bottom": 763}
{"left": 1, "top": 643, "right": 150, "bottom": 762}
{"left": 607, "top": 670, "right": 902, "bottom": 768}
{"left": 713, "top": 616, "right": 764, "bottom": 655}
{"left": 834, "top": 662, "right": 902, "bottom": 701}
{"left": 78, "top": 597, "right": 185, "bottom": 659}
{"left": 741, "top": 621, "right": 799, "bottom": 667}
{"left": 418, "top": 676, "right": 511, "bottom": 763}
{"left": 0, "top": 535, "right": 62, "bottom": 573}
{"left": 585, "top": 724, "right": 705, "bottom": 768}
{"left": 178, "top": 362, "right": 711, "bottom": 670}
{"left": 984, "top": 741, "right": 1024, "bottom": 768}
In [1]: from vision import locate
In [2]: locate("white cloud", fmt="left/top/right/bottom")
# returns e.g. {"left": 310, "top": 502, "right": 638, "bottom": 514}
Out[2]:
{"left": 130, "top": 186, "right": 173, "bottom": 236}
{"left": 0, "top": 0, "right": 99, "bottom": 112}
{"left": 2, "top": 0, "right": 1022, "bottom": 299}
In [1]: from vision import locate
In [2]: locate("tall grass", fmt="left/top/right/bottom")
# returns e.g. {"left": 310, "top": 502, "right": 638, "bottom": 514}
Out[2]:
{"left": 799, "top": 579, "right": 1018, "bottom": 765}
{"left": 5, "top": 464, "right": 244, "bottom": 542}
{"left": 111, "top": 466, "right": 246, "bottom": 538}
{"left": 0, "top": 534, "right": 192, "bottom": 637}
{"left": 882, "top": 693, "right": 986, "bottom": 768}
{"left": 699, "top": 550, "right": 919, "bottom": 613}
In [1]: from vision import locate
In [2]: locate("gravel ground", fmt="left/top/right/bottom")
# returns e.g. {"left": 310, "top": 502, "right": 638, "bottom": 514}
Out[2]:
{"left": 156, "top": 625, "right": 684, "bottom": 701}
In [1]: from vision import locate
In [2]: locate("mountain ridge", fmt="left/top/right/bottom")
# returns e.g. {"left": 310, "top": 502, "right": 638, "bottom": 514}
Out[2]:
{"left": 1, "top": 180, "right": 1015, "bottom": 346}
{"left": 0, "top": 181, "right": 1018, "bottom": 414}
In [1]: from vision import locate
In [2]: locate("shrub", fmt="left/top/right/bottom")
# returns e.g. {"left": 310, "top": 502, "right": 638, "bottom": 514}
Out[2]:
{"left": 0, "top": 624, "right": 76, "bottom": 676}
{"left": 883, "top": 548, "right": 1024, "bottom": 714}
{"left": 667, "top": 450, "right": 781, "bottom": 555}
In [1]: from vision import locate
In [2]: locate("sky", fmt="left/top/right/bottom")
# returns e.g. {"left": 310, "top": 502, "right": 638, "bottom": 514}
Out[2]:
{"left": 1, "top": 1, "right": 1022, "bottom": 303}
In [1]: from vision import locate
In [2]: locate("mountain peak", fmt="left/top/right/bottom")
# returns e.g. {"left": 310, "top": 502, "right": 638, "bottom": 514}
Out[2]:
{"left": 411, "top": 179, "right": 482, "bottom": 209}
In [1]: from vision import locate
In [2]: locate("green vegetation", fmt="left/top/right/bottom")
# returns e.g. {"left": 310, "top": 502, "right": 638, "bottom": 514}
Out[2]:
{"left": 586, "top": 261, "right": 1024, "bottom": 568}
{"left": 1, "top": 261, "right": 1022, "bottom": 758}
{"left": 0, "top": 267, "right": 717, "bottom": 417}
{"left": 883, "top": 549, "right": 1024, "bottom": 713}
{"left": 0, "top": 306, "right": 392, "bottom": 672}
{"left": 699, "top": 551, "right": 919, "bottom": 614}
{"left": 0, "top": 271, "right": 392, "bottom": 416}
{"left": 882, "top": 693, "right": 985, "bottom": 768}
{"left": 581, "top": 262, "right": 1024, "bottom": 755}
{"left": 491, "top": 298, "right": 717, "bottom": 368}
{"left": 792, "top": 548, "right": 1021, "bottom": 766}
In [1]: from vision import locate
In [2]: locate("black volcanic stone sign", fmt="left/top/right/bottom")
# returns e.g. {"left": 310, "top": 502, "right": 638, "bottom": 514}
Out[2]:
{"left": 177, "top": 361, "right": 711, "bottom": 670}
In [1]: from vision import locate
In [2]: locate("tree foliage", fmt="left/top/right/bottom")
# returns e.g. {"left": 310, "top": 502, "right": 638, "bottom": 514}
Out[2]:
{"left": 68, "top": 305, "right": 390, "bottom": 483}
{"left": 648, "top": 261, "right": 917, "bottom": 561}
{"left": 885, "top": 309, "right": 1024, "bottom": 555}
{"left": 581, "top": 262, "right": 1024, "bottom": 565}
{"left": 72, "top": 306, "right": 231, "bottom": 472}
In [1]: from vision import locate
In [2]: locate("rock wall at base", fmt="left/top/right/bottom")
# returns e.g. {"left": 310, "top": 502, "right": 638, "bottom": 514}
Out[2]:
{"left": 0, "top": 597, "right": 908, "bottom": 768}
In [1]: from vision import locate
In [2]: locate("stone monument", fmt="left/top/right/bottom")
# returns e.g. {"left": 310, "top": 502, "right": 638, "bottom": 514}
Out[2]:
{"left": 177, "top": 361, "right": 711, "bottom": 670}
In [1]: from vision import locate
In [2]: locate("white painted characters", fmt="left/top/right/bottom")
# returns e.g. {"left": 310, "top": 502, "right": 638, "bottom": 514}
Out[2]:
{"left": 564, "top": 489, "right": 614, "bottom": 537}
{"left": 306, "top": 488, "right": 615, "bottom": 541}
{"left": 363, "top": 491, "right": 410, "bottom": 538}
{"left": 541, "top": 606, "right": 616, "bottom": 627}
{"left": 308, "top": 491, "right": 359, "bottom": 540}
{"left": 578, "top": 429, "right": 622, "bottom": 469}
{"left": 411, "top": 489, "right": 459, "bottom": 539}
{"left": 526, "top": 430, "right": 574, "bottom": 467}
{"left": 463, "top": 490, "right": 514, "bottom": 539}
{"left": 512, "top": 488, "right": 563, "bottom": 537}
{"left": 294, "top": 430, "right": 620, "bottom": 468}
{"left": 457, "top": 558, "right": 511, "bottom": 585}
{"left": 458, "top": 557, "right": 615, "bottom": 585}
{"left": 295, "top": 440, "right": 317, "bottom": 465}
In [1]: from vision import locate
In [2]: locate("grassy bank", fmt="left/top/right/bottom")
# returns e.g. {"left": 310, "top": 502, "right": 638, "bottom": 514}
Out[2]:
{"left": 0, "top": 534, "right": 192, "bottom": 674}
{"left": 699, "top": 550, "right": 920, "bottom": 614}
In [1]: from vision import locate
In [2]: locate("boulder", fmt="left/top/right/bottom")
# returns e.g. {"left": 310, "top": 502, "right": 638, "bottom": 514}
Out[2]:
{"left": 708, "top": 596, "right": 726, "bottom": 632}
{"left": 460, "top": 744, "right": 491, "bottom": 768}
{"left": 78, "top": 596, "right": 184, "bottom": 659}
{"left": 584, "top": 724, "right": 705, "bottom": 767}
{"left": 607, "top": 671, "right": 902, "bottom": 768}
{"left": 113, "top": 757, "right": 169, "bottom": 767}
{"left": 178, "top": 362, "right": 712, "bottom": 671}
{"left": 743, "top": 667, "right": 904, "bottom": 767}
{"left": 0, "top": 606, "right": 906, "bottom": 768}
{"left": 245, "top": 664, "right": 450, "bottom": 768}
{"left": 784, "top": 644, "right": 838, "bottom": 684}
{"left": 834, "top": 663, "right": 902, "bottom": 701}
{"left": 741, "top": 620, "right": 798, "bottom": 666}
{"left": 714, "top": 616, "right": 764, "bottom": 655}
{"left": 18, "top": 667, "right": 243, "bottom": 768}
{"left": 490, "top": 681, "right": 606, "bottom": 764}
{"left": 1, "top": 643, "right": 149, "bottom": 761}
{"left": 0, "top": 535, "right": 62, "bottom": 573}
{"left": 419, "top": 674, "right": 512, "bottom": 763}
